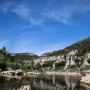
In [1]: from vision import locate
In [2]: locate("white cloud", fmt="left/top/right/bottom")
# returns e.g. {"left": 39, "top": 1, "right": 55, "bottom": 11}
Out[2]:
{"left": 42, "top": 0, "right": 90, "bottom": 24}
{"left": 0, "top": 2, "right": 12, "bottom": 12}
{"left": 30, "top": 18, "right": 44, "bottom": 26}
{"left": 12, "top": 4, "right": 30, "bottom": 20}
{"left": 12, "top": 4, "right": 44, "bottom": 26}
{"left": 1, "top": 0, "right": 90, "bottom": 25}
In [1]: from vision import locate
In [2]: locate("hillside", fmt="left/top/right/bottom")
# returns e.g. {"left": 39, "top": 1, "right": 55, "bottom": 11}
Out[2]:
{"left": 9, "top": 37, "right": 90, "bottom": 71}
{"left": 11, "top": 53, "right": 39, "bottom": 61}
{"left": 0, "top": 37, "right": 90, "bottom": 71}
{"left": 42, "top": 37, "right": 90, "bottom": 57}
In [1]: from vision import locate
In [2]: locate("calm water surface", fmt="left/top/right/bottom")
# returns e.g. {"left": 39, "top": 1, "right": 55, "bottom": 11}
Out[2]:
{"left": 0, "top": 75, "right": 87, "bottom": 90}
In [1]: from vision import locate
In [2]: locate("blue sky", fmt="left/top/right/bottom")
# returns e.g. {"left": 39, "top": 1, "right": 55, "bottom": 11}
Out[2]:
{"left": 0, "top": 0, "right": 90, "bottom": 55}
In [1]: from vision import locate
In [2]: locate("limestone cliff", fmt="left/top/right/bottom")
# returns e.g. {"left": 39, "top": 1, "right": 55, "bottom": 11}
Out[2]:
{"left": 34, "top": 37, "right": 90, "bottom": 69}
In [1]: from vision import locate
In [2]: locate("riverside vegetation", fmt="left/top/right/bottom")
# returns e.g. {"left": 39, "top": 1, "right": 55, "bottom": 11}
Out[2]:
{"left": 0, "top": 37, "right": 90, "bottom": 73}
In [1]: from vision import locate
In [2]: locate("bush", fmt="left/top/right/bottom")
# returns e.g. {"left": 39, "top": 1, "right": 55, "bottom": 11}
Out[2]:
{"left": 34, "top": 63, "right": 41, "bottom": 70}
{"left": 55, "top": 61, "right": 66, "bottom": 67}
{"left": 68, "top": 65, "right": 76, "bottom": 69}
{"left": 42, "top": 61, "right": 55, "bottom": 67}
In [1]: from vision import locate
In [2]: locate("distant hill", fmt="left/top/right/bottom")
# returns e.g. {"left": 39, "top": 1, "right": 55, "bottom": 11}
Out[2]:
{"left": 42, "top": 37, "right": 90, "bottom": 57}
{"left": 10, "top": 53, "right": 39, "bottom": 61}
{"left": 10, "top": 37, "right": 90, "bottom": 61}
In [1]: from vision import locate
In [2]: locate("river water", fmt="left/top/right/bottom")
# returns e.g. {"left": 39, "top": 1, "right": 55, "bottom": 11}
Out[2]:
{"left": 0, "top": 75, "right": 87, "bottom": 90}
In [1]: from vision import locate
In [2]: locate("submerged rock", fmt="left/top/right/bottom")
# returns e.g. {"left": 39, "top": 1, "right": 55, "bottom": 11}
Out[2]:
{"left": 17, "top": 85, "right": 31, "bottom": 90}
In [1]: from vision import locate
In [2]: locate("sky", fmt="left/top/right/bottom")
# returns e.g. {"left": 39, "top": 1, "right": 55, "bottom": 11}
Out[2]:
{"left": 0, "top": 0, "right": 90, "bottom": 55}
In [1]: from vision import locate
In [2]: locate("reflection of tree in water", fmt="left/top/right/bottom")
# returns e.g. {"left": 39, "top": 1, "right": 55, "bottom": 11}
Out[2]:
{"left": 66, "top": 75, "right": 80, "bottom": 90}
{"left": 21, "top": 75, "right": 86, "bottom": 90}
{"left": 75, "top": 81, "right": 86, "bottom": 90}
{"left": 64, "top": 75, "right": 86, "bottom": 90}
{"left": 54, "top": 75, "right": 67, "bottom": 90}
{"left": 32, "top": 75, "right": 67, "bottom": 90}
{"left": 0, "top": 75, "right": 86, "bottom": 90}
{"left": 0, "top": 76, "right": 23, "bottom": 89}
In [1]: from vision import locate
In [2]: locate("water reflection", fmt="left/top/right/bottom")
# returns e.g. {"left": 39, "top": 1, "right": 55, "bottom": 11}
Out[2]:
{"left": 0, "top": 74, "right": 86, "bottom": 90}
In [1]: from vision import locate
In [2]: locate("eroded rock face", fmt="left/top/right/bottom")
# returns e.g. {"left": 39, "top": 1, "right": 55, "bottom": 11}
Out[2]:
{"left": 24, "top": 49, "right": 90, "bottom": 69}
{"left": 81, "top": 74, "right": 90, "bottom": 83}
{"left": 34, "top": 55, "right": 65, "bottom": 66}
{"left": 82, "top": 53, "right": 90, "bottom": 67}
{"left": 64, "top": 50, "right": 77, "bottom": 69}
{"left": 64, "top": 51, "right": 90, "bottom": 69}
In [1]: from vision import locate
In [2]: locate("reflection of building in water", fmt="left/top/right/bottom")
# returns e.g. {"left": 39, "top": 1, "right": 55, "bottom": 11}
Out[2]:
{"left": 65, "top": 75, "right": 77, "bottom": 90}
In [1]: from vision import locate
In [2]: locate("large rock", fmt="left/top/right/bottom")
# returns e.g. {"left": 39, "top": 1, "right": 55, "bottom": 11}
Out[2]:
{"left": 64, "top": 50, "right": 77, "bottom": 69}
{"left": 81, "top": 74, "right": 90, "bottom": 84}
{"left": 17, "top": 85, "right": 31, "bottom": 90}
{"left": 82, "top": 53, "right": 90, "bottom": 67}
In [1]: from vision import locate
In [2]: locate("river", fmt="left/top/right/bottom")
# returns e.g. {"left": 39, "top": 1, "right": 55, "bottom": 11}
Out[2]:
{"left": 0, "top": 74, "right": 87, "bottom": 90}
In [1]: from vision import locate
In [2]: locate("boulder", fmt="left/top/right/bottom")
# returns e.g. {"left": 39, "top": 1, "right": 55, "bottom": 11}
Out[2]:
{"left": 17, "top": 85, "right": 31, "bottom": 90}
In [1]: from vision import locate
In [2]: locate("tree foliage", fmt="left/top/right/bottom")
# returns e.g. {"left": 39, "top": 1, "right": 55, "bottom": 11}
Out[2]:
{"left": 0, "top": 47, "right": 10, "bottom": 71}
{"left": 13, "top": 53, "right": 39, "bottom": 61}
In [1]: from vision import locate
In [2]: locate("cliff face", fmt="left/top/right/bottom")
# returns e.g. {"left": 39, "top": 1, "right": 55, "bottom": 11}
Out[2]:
{"left": 34, "top": 50, "right": 90, "bottom": 69}
{"left": 9, "top": 37, "right": 90, "bottom": 70}
{"left": 34, "top": 37, "right": 90, "bottom": 69}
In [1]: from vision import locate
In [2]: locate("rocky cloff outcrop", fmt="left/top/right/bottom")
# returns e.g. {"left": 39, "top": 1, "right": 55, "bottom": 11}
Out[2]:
{"left": 33, "top": 50, "right": 90, "bottom": 69}
{"left": 81, "top": 74, "right": 90, "bottom": 84}
{"left": 81, "top": 73, "right": 90, "bottom": 90}
{"left": 65, "top": 51, "right": 90, "bottom": 69}
{"left": 82, "top": 52, "right": 90, "bottom": 67}
{"left": 34, "top": 55, "right": 65, "bottom": 66}
{"left": 64, "top": 50, "right": 77, "bottom": 69}
{"left": 33, "top": 37, "right": 90, "bottom": 69}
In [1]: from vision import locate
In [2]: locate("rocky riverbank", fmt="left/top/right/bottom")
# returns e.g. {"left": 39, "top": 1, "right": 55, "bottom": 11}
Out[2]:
{"left": 0, "top": 70, "right": 81, "bottom": 77}
{"left": 81, "top": 74, "right": 90, "bottom": 84}
{"left": 45, "top": 71, "right": 80, "bottom": 76}
{"left": 80, "top": 73, "right": 90, "bottom": 90}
